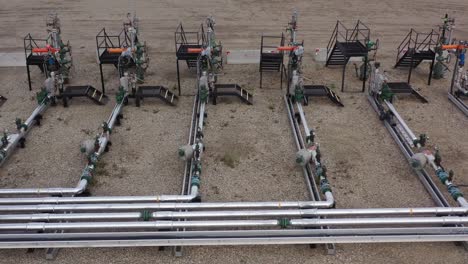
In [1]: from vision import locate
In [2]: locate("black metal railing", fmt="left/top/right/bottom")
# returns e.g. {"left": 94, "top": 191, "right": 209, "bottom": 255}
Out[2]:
{"left": 23, "top": 34, "right": 49, "bottom": 59}
{"left": 174, "top": 23, "right": 205, "bottom": 53}
{"left": 260, "top": 33, "right": 285, "bottom": 54}
{"left": 326, "top": 20, "right": 370, "bottom": 59}
{"left": 396, "top": 29, "right": 439, "bottom": 64}
{"left": 96, "top": 28, "right": 130, "bottom": 58}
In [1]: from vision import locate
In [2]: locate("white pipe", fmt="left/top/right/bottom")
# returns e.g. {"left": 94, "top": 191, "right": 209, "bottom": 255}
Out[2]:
{"left": 384, "top": 100, "right": 418, "bottom": 143}
{"left": 1, "top": 216, "right": 468, "bottom": 231}
{"left": 1, "top": 207, "right": 466, "bottom": 222}
{"left": 0, "top": 200, "right": 335, "bottom": 212}
{"left": 290, "top": 216, "right": 468, "bottom": 226}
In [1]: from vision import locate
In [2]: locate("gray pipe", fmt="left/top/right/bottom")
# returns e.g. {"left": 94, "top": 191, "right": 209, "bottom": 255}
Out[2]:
{"left": 0, "top": 101, "right": 49, "bottom": 167}
{"left": 0, "top": 200, "right": 335, "bottom": 212}
{"left": 0, "top": 220, "right": 279, "bottom": 231}
{"left": 1, "top": 206, "right": 466, "bottom": 222}
{"left": 1, "top": 216, "right": 468, "bottom": 231}
{"left": 290, "top": 216, "right": 468, "bottom": 227}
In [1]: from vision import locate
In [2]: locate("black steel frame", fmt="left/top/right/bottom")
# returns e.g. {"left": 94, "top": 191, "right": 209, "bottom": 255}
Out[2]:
{"left": 395, "top": 29, "right": 439, "bottom": 85}
{"left": 326, "top": 20, "right": 371, "bottom": 92}
{"left": 259, "top": 34, "right": 285, "bottom": 89}
{"left": 175, "top": 23, "right": 205, "bottom": 96}
{"left": 24, "top": 34, "right": 50, "bottom": 91}
{"left": 96, "top": 27, "right": 134, "bottom": 94}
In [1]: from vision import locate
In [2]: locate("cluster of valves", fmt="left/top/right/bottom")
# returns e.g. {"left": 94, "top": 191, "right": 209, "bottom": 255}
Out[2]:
{"left": 433, "top": 14, "right": 455, "bottom": 80}
{"left": 295, "top": 131, "right": 332, "bottom": 195}
{"left": 119, "top": 13, "right": 149, "bottom": 83}
{"left": 285, "top": 11, "right": 306, "bottom": 103}
{"left": 204, "top": 16, "right": 223, "bottom": 72}
{"left": 410, "top": 149, "right": 463, "bottom": 201}
{"left": 44, "top": 13, "right": 72, "bottom": 82}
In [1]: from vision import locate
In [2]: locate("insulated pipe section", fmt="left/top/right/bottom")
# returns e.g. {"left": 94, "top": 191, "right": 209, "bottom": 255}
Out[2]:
{"left": 2, "top": 217, "right": 468, "bottom": 231}
{"left": 1, "top": 207, "right": 467, "bottom": 222}
{"left": 0, "top": 100, "right": 49, "bottom": 166}
{"left": 0, "top": 200, "right": 336, "bottom": 212}
{"left": 0, "top": 207, "right": 468, "bottom": 222}
{"left": 384, "top": 100, "right": 422, "bottom": 147}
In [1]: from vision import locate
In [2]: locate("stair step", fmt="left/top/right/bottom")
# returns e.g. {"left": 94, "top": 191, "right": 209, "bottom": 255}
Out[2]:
{"left": 62, "top": 85, "right": 108, "bottom": 105}
{"left": 303, "top": 85, "right": 343, "bottom": 107}
{"left": 137, "top": 86, "right": 178, "bottom": 106}
{"left": 214, "top": 84, "right": 253, "bottom": 105}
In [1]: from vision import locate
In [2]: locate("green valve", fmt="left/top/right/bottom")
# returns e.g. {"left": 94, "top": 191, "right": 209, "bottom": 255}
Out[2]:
{"left": 320, "top": 178, "right": 332, "bottom": 194}
{"left": 116, "top": 87, "right": 126, "bottom": 104}
{"left": 200, "top": 87, "right": 209, "bottom": 103}
{"left": 141, "top": 210, "right": 151, "bottom": 221}
{"left": 36, "top": 89, "right": 48, "bottom": 104}
{"left": 379, "top": 83, "right": 394, "bottom": 102}
{"left": 278, "top": 218, "right": 290, "bottom": 229}
{"left": 191, "top": 176, "right": 201, "bottom": 188}
{"left": 448, "top": 185, "right": 463, "bottom": 200}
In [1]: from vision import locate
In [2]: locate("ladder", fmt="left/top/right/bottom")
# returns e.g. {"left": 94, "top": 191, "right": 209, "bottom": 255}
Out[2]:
{"left": 213, "top": 84, "right": 253, "bottom": 105}
{"left": 135, "top": 86, "right": 179, "bottom": 106}
{"left": 303, "top": 85, "right": 344, "bottom": 107}
{"left": 61, "top": 85, "right": 108, "bottom": 107}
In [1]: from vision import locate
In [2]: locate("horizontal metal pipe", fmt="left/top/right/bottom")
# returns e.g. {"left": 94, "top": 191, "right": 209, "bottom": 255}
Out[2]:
{"left": 0, "top": 234, "right": 467, "bottom": 248}
{"left": 0, "top": 212, "right": 142, "bottom": 222}
{"left": 2, "top": 227, "right": 466, "bottom": 240}
{"left": 0, "top": 180, "right": 88, "bottom": 196}
{"left": 384, "top": 99, "right": 417, "bottom": 141}
{"left": 0, "top": 200, "right": 335, "bottom": 212}
{"left": 0, "top": 220, "right": 279, "bottom": 231}
{"left": 1, "top": 207, "right": 467, "bottom": 222}
{"left": 1, "top": 216, "right": 468, "bottom": 231}
{"left": 290, "top": 216, "right": 468, "bottom": 226}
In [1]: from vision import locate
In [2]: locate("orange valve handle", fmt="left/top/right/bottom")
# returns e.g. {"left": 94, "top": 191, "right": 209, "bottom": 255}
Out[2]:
{"left": 277, "top": 46, "right": 297, "bottom": 51}
{"left": 32, "top": 47, "right": 59, "bottom": 53}
{"left": 187, "top": 48, "right": 203, "bottom": 53}
{"left": 107, "top": 48, "right": 124, "bottom": 54}
{"left": 441, "top": 44, "right": 468, "bottom": 50}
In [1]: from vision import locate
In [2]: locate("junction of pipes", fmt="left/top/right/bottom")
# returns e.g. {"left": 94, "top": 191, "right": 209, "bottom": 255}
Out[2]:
{"left": 0, "top": 10, "right": 467, "bottom": 260}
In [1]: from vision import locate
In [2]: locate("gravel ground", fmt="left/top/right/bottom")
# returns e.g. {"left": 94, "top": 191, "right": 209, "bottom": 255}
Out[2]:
{"left": 0, "top": 0, "right": 467, "bottom": 263}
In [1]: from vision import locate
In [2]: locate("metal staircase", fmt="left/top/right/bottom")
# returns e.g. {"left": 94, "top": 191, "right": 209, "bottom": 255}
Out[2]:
{"left": 61, "top": 85, "right": 108, "bottom": 107}
{"left": 134, "top": 86, "right": 178, "bottom": 107}
{"left": 325, "top": 21, "right": 371, "bottom": 92}
{"left": 213, "top": 84, "right": 253, "bottom": 105}
{"left": 394, "top": 29, "right": 439, "bottom": 85}
{"left": 303, "top": 85, "right": 344, "bottom": 107}
{"left": 386, "top": 82, "right": 428, "bottom": 103}
{"left": 259, "top": 34, "right": 285, "bottom": 89}
{"left": 175, "top": 23, "right": 205, "bottom": 95}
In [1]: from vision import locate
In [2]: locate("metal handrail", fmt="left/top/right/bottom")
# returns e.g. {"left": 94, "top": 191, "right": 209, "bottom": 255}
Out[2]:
{"left": 396, "top": 29, "right": 440, "bottom": 64}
